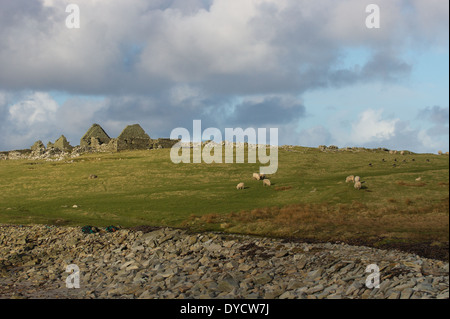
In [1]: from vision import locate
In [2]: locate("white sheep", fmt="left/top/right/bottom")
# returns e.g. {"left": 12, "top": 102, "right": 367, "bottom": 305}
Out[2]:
{"left": 346, "top": 175, "right": 355, "bottom": 183}
{"left": 354, "top": 181, "right": 362, "bottom": 190}
{"left": 236, "top": 183, "right": 245, "bottom": 190}
{"left": 354, "top": 176, "right": 361, "bottom": 183}
{"left": 252, "top": 173, "right": 261, "bottom": 180}
{"left": 263, "top": 179, "right": 271, "bottom": 187}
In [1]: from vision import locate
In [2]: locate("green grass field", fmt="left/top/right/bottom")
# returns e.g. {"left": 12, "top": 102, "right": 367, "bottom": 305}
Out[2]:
{"left": 0, "top": 146, "right": 448, "bottom": 256}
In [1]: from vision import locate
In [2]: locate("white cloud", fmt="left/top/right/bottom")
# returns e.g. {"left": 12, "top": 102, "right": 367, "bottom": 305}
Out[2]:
{"left": 8, "top": 92, "right": 58, "bottom": 126}
{"left": 351, "top": 109, "right": 398, "bottom": 145}
{"left": 315, "top": 107, "right": 448, "bottom": 153}
{"left": 417, "top": 129, "right": 440, "bottom": 151}
{"left": 0, "top": 92, "right": 107, "bottom": 151}
{"left": 169, "top": 85, "right": 207, "bottom": 108}
{"left": 0, "top": 0, "right": 447, "bottom": 94}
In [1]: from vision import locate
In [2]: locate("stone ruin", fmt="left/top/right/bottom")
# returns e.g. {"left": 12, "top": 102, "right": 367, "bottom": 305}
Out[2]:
{"left": 31, "top": 140, "right": 45, "bottom": 152}
{"left": 80, "top": 124, "right": 111, "bottom": 148}
{"left": 0, "top": 135, "right": 76, "bottom": 161}
{"left": 48, "top": 135, "right": 73, "bottom": 152}
{"left": 79, "top": 123, "right": 179, "bottom": 152}
{"left": 318, "top": 145, "right": 416, "bottom": 154}
{"left": 30, "top": 135, "right": 74, "bottom": 156}
{"left": 116, "top": 124, "right": 152, "bottom": 151}
{"left": 152, "top": 138, "right": 180, "bottom": 149}
{"left": 0, "top": 123, "right": 179, "bottom": 161}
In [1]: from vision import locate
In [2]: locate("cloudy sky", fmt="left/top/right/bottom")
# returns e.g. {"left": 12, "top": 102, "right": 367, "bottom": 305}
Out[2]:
{"left": 0, "top": 0, "right": 448, "bottom": 153}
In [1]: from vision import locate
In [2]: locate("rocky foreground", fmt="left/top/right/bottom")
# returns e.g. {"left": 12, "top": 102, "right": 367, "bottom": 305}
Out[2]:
{"left": 0, "top": 224, "right": 448, "bottom": 299}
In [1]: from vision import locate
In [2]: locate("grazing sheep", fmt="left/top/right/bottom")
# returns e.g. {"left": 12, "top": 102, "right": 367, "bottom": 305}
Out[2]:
{"left": 354, "top": 176, "right": 361, "bottom": 183}
{"left": 89, "top": 174, "right": 98, "bottom": 179}
{"left": 415, "top": 177, "right": 422, "bottom": 181}
{"left": 236, "top": 183, "right": 245, "bottom": 190}
{"left": 346, "top": 175, "right": 355, "bottom": 183}
{"left": 263, "top": 179, "right": 271, "bottom": 187}
{"left": 252, "top": 173, "right": 261, "bottom": 180}
{"left": 354, "top": 181, "right": 362, "bottom": 190}
{"left": 400, "top": 151, "right": 405, "bottom": 155}
{"left": 438, "top": 150, "right": 443, "bottom": 155}
{"left": 259, "top": 173, "right": 266, "bottom": 180}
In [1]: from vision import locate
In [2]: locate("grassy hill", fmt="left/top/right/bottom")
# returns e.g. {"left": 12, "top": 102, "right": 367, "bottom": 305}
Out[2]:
{"left": 0, "top": 146, "right": 448, "bottom": 258}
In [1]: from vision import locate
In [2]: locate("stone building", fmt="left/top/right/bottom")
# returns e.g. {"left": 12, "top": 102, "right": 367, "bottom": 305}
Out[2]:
{"left": 76, "top": 123, "right": 180, "bottom": 152}
{"left": 31, "top": 140, "right": 45, "bottom": 151}
{"left": 151, "top": 138, "right": 180, "bottom": 149}
{"left": 80, "top": 124, "right": 111, "bottom": 147}
{"left": 47, "top": 135, "right": 73, "bottom": 151}
{"left": 115, "top": 124, "right": 152, "bottom": 151}
{"left": 54, "top": 135, "right": 73, "bottom": 151}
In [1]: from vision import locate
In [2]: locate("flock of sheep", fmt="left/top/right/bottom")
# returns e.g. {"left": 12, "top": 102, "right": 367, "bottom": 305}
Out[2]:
{"left": 236, "top": 173, "right": 270, "bottom": 190}
{"left": 346, "top": 175, "right": 363, "bottom": 190}
{"left": 235, "top": 149, "right": 448, "bottom": 191}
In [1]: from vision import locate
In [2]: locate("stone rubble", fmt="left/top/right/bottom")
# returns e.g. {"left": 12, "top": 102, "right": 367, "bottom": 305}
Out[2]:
{"left": 0, "top": 147, "right": 84, "bottom": 162}
{"left": 0, "top": 224, "right": 448, "bottom": 299}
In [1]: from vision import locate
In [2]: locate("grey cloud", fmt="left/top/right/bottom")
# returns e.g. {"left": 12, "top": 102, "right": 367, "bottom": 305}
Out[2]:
{"left": 0, "top": 0, "right": 448, "bottom": 152}
{"left": 417, "top": 106, "right": 449, "bottom": 141}
{"left": 418, "top": 106, "right": 449, "bottom": 126}
{"left": 0, "top": 0, "right": 48, "bottom": 29}
{"left": 224, "top": 97, "right": 306, "bottom": 128}
{"left": 100, "top": 94, "right": 306, "bottom": 139}
{"left": 328, "top": 51, "right": 412, "bottom": 87}
{"left": 296, "top": 126, "right": 333, "bottom": 148}
{"left": 360, "top": 51, "right": 412, "bottom": 82}
{"left": 0, "top": 0, "right": 442, "bottom": 96}
{"left": 168, "top": 0, "right": 214, "bottom": 14}
{"left": 0, "top": 90, "right": 307, "bottom": 151}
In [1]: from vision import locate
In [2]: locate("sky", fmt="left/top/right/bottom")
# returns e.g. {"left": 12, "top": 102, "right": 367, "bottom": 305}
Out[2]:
{"left": 0, "top": 0, "right": 448, "bottom": 153}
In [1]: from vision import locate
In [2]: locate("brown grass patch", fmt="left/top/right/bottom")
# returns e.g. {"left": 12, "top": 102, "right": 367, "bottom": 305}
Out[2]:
{"left": 274, "top": 186, "right": 293, "bottom": 191}
{"left": 202, "top": 213, "right": 221, "bottom": 224}
{"left": 185, "top": 199, "right": 449, "bottom": 247}
{"left": 396, "top": 181, "right": 427, "bottom": 187}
